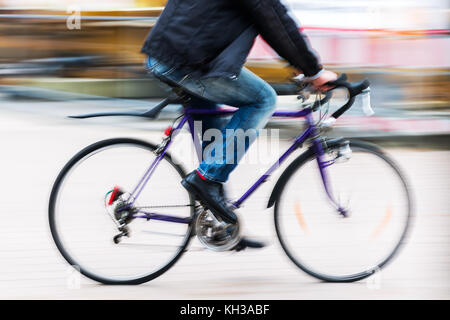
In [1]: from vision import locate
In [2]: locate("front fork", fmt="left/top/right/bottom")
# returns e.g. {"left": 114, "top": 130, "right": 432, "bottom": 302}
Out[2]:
{"left": 307, "top": 114, "right": 349, "bottom": 217}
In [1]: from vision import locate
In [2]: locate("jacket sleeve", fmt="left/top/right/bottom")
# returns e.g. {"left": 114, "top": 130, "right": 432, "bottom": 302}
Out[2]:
{"left": 236, "top": 0, "right": 322, "bottom": 76}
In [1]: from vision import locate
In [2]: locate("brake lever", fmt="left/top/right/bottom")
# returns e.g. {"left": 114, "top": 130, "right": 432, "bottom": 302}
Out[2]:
{"left": 320, "top": 74, "right": 373, "bottom": 125}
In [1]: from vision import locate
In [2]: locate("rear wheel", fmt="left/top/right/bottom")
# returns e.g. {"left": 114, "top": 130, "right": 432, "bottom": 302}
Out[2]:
{"left": 49, "top": 138, "right": 194, "bottom": 284}
{"left": 274, "top": 140, "right": 412, "bottom": 282}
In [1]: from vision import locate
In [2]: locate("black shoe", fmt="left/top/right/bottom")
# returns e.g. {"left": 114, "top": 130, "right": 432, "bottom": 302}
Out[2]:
{"left": 232, "top": 237, "right": 266, "bottom": 252}
{"left": 181, "top": 170, "right": 238, "bottom": 224}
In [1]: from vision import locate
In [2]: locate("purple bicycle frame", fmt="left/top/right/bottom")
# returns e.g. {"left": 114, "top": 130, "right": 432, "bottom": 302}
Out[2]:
{"left": 128, "top": 106, "right": 343, "bottom": 224}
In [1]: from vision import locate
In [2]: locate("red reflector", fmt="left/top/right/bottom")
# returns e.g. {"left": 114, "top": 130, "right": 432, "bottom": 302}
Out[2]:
{"left": 164, "top": 126, "right": 172, "bottom": 136}
{"left": 108, "top": 186, "right": 121, "bottom": 205}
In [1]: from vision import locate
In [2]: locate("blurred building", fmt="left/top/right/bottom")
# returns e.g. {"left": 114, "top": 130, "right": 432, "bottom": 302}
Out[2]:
{"left": 0, "top": 0, "right": 448, "bottom": 120}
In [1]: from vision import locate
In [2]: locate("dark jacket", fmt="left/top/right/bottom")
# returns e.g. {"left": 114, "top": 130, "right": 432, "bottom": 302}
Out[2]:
{"left": 141, "top": 0, "right": 322, "bottom": 79}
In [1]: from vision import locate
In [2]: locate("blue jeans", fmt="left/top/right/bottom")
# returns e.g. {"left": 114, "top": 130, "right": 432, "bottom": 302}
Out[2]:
{"left": 147, "top": 57, "right": 277, "bottom": 182}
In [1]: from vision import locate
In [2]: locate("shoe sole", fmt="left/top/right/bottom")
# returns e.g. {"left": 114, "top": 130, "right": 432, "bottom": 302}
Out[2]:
{"left": 181, "top": 179, "right": 237, "bottom": 224}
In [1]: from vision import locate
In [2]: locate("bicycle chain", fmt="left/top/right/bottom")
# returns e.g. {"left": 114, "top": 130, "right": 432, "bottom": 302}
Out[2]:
{"left": 135, "top": 204, "right": 194, "bottom": 209}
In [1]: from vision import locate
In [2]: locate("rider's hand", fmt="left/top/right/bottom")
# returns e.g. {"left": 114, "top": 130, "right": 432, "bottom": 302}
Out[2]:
{"left": 309, "top": 70, "right": 338, "bottom": 92}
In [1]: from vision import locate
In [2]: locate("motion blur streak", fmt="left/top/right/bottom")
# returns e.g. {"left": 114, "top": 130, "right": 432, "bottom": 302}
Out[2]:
{"left": 0, "top": 0, "right": 448, "bottom": 299}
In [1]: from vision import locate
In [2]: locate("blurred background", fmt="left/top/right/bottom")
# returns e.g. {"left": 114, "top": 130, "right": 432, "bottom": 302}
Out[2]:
{"left": 0, "top": 0, "right": 448, "bottom": 141}
{"left": 0, "top": 0, "right": 448, "bottom": 299}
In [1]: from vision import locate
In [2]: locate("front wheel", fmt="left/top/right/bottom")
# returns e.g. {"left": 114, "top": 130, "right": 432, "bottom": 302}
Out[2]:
{"left": 49, "top": 138, "right": 194, "bottom": 284}
{"left": 274, "top": 140, "right": 412, "bottom": 282}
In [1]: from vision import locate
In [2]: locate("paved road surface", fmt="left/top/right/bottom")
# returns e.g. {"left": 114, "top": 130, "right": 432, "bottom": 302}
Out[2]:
{"left": 0, "top": 104, "right": 448, "bottom": 299}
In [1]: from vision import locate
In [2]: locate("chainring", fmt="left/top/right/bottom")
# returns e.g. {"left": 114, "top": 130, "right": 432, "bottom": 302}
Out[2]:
{"left": 195, "top": 208, "right": 240, "bottom": 252}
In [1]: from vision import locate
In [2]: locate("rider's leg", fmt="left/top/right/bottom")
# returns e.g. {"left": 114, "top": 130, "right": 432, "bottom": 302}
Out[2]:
{"left": 183, "top": 95, "right": 228, "bottom": 152}
{"left": 149, "top": 57, "right": 273, "bottom": 248}
{"left": 181, "top": 68, "right": 276, "bottom": 240}
{"left": 196, "top": 68, "right": 277, "bottom": 182}
{"left": 147, "top": 57, "right": 276, "bottom": 177}
{"left": 147, "top": 57, "right": 228, "bottom": 151}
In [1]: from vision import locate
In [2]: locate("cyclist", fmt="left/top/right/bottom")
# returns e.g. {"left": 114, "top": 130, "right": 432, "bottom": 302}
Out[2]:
{"left": 142, "top": 0, "right": 337, "bottom": 250}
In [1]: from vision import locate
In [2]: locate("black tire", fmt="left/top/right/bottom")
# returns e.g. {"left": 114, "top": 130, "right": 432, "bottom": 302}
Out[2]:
{"left": 273, "top": 140, "right": 412, "bottom": 282}
{"left": 49, "top": 138, "right": 194, "bottom": 285}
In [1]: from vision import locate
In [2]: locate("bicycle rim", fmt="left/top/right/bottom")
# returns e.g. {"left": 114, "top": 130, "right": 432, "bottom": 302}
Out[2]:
{"left": 49, "top": 139, "right": 194, "bottom": 284}
{"left": 274, "top": 140, "right": 412, "bottom": 282}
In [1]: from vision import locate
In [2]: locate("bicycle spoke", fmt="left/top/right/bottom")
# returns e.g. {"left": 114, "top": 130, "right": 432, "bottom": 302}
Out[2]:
{"left": 49, "top": 139, "right": 194, "bottom": 284}
{"left": 275, "top": 141, "right": 411, "bottom": 282}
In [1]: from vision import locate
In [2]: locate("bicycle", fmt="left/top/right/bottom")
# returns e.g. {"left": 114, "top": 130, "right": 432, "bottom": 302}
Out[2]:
{"left": 49, "top": 74, "right": 412, "bottom": 284}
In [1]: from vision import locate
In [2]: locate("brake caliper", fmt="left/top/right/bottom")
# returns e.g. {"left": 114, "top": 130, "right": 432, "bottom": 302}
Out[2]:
{"left": 336, "top": 141, "right": 352, "bottom": 163}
